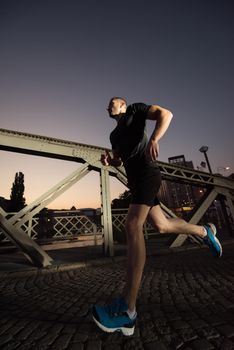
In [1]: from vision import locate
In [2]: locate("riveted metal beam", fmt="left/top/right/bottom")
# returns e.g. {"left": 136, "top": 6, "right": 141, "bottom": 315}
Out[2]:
{"left": 0, "top": 208, "right": 53, "bottom": 267}
{"left": 100, "top": 169, "right": 113, "bottom": 257}
{"left": 9, "top": 163, "right": 90, "bottom": 228}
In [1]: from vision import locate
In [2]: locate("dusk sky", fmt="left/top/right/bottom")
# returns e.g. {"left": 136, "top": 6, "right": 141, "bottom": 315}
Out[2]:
{"left": 0, "top": 0, "right": 233, "bottom": 209}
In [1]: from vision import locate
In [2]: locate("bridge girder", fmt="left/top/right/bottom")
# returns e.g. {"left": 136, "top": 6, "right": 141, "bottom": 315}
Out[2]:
{"left": 0, "top": 128, "right": 234, "bottom": 266}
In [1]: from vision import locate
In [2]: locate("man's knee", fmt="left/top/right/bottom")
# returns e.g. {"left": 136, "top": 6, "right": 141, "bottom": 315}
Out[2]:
{"left": 125, "top": 217, "right": 144, "bottom": 237}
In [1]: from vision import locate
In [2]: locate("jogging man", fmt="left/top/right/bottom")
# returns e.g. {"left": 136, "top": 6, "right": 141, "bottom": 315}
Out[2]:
{"left": 92, "top": 97, "right": 222, "bottom": 336}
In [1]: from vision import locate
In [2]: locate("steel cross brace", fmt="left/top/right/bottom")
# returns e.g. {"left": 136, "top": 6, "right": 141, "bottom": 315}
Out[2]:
{"left": 0, "top": 163, "right": 90, "bottom": 266}
{"left": 0, "top": 208, "right": 53, "bottom": 267}
{"left": 9, "top": 163, "right": 90, "bottom": 228}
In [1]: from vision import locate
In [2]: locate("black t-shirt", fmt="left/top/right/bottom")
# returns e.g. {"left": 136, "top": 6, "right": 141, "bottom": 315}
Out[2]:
{"left": 110, "top": 103, "right": 151, "bottom": 165}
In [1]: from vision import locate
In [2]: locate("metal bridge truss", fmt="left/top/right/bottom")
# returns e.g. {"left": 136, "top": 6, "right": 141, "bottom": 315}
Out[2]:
{"left": 0, "top": 128, "right": 234, "bottom": 267}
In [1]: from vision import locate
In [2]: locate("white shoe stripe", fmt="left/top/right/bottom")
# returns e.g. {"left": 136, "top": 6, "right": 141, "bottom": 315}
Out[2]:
{"left": 92, "top": 316, "right": 135, "bottom": 336}
{"left": 208, "top": 223, "right": 217, "bottom": 235}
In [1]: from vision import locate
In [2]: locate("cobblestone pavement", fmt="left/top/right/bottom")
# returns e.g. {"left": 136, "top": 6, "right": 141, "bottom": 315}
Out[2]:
{"left": 0, "top": 244, "right": 234, "bottom": 350}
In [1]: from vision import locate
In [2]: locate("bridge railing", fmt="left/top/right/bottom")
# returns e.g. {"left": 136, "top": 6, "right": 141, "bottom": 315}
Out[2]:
{"left": 111, "top": 208, "right": 158, "bottom": 240}
{"left": 0, "top": 213, "right": 102, "bottom": 243}
{"left": 0, "top": 209, "right": 158, "bottom": 244}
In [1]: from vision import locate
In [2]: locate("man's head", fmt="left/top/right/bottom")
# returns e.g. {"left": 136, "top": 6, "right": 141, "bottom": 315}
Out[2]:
{"left": 107, "top": 97, "right": 127, "bottom": 118}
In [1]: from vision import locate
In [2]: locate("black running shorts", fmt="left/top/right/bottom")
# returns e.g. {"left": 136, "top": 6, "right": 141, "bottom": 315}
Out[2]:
{"left": 125, "top": 162, "right": 162, "bottom": 207}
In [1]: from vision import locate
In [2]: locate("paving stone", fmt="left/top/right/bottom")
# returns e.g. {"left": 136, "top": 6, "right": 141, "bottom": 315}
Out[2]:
{"left": 17, "top": 343, "right": 36, "bottom": 350}
{"left": 67, "top": 342, "right": 84, "bottom": 350}
{"left": 35, "top": 332, "right": 59, "bottom": 346}
{"left": 86, "top": 340, "right": 102, "bottom": 350}
{"left": 50, "top": 334, "right": 73, "bottom": 350}
{"left": 216, "top": 298, "right": 234, "bottom": 309}
{"left": 1, "top": 325, "right": 23, "bottom": 337}
{"left": 14, "top": 324, "right": 37, "bottom": 340}
{"left": 102, "top": 332, "right": 124, "bottom": 345}
{"left": 155, "top": 325, "right": 171, "bottom": 335}
{"left": 196, "top": 326, "right": 220, "bottom": 339}
{"left": 33, "top": 345, "right": 51, "bottom": 350}
{"left": 201, "top": 314, "right": 225, "bottom": 326}
{"left": 167, "top": 335, "right": 184, "bottom": 349}
{"left": 165, "top": 312, "right": 181, "bottom": 321}
{"left": 190, "top": 338, "right": 215, "bottom": 349}
{"left": 171, "top": 320, "right": 190, "bottom": 330}
{"left": 72, "top": 332, "right": 89, "bottom": 342}
{"left": 2, "top": 340, "right": 22, "bottom": 350}
{"left": 124, "top": 339, "right": 144, "bottom": 350}
{"left": 0, "top": 322, "right": 16, "bottom": 336}
{"left": 153, "top": 318, "right": 168, "bottom": 327}
{"left": 0, "top": 334, "right": 13, "bottom": 346}
{"left": 103, "top": 344, "right": 122, "bottom": 350}
{"left": 144, "top": 340, "right": 168, "bottom": 350}
{"left": 211, "top": 337, "right": 234, "bottom": 350}
{"left": 29, "top": 328, "right": 47, "bottom": 340}
{"left": 178, "top": 328, "right": 198, "bottom": 342}
{"left": 62, "top": 325, "right": 78, "bottom": 335}
{"left": 140, "top": 321, "right": 159, "bottom": 340}
{"left": 217, "top": 324, "right": 234, "bottom": 338}
{"left": 163, "top": 305, "right": 177, "bottom": 313}
{"left": 48, "top": 323, "right": 64, "bottom": 334}
{"left": 219, "top": 311, "right": 234, "bottom": 323}
{"left": 178, "top": 311, "right": 197, "bottom": 321}
{"left": 188, "top": 319, "right": 208, "bottom": 329}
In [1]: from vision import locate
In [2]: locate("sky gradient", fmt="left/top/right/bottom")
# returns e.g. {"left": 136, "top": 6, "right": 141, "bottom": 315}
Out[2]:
{"left": 0, "top": 0, "right": 233, "bottom": 209}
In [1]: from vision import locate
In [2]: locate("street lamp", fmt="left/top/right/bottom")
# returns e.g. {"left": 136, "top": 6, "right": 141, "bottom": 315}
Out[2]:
{"left": 199, "top": 145, "right": 212, "bottom": 174}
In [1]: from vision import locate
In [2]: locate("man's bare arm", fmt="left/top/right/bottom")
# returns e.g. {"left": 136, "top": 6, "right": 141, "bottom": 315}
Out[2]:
{"left": 145, "top": 105, "right": 173, "bottom": 161}
{"left": 147, "top": 105, "right": 173, "bottom": 142}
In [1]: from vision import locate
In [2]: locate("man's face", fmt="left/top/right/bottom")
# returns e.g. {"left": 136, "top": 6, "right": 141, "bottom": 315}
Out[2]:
{"left": 107, "top": 99, "right": 124, "bottom": 117}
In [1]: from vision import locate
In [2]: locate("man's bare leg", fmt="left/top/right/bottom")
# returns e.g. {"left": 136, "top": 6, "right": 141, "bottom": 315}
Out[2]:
{"left": 123, "top": 204, "right": 151, "bottom": 311}
{"left": 148, "top": 205, "right": 206, "bottom": 237}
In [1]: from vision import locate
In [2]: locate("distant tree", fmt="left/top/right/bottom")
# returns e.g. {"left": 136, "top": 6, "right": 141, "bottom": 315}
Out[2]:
{"left": 70, "top": 206, "right": 77, "bottom": 210}
{"left": 9, "top": 172, "right": 26, "bottom": 212}
{"left": 111, "top": 190, "right": 132, "bottom": 209}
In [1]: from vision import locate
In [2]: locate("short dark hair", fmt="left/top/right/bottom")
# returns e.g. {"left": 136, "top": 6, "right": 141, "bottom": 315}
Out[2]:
{"left": 110, "top": 97, "right": 127, "bottom": 105}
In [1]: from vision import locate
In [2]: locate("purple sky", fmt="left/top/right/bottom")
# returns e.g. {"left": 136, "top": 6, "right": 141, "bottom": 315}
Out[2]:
{"left": 0, "top": 0, "right": 233, "bottom": 209}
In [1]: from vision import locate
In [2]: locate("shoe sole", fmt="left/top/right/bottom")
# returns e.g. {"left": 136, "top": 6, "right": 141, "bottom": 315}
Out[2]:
{"left": 206, "top": 223, "right": 222, "bottom": 258}
{"left": 92, "top": 315, "right": 135, "bottom": 336}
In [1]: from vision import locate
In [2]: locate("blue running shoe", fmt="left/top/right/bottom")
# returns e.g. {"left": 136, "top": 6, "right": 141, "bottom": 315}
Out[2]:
{"left": 92, "top": 297, "right": 136, "bottom": 336}
{"left": 203, "top": 223, "right": 222, "bottom": 258}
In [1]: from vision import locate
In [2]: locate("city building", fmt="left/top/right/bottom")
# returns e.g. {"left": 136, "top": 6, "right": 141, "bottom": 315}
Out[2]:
{"left": 157, "top": 155, "right": 206, "bottom": 218}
